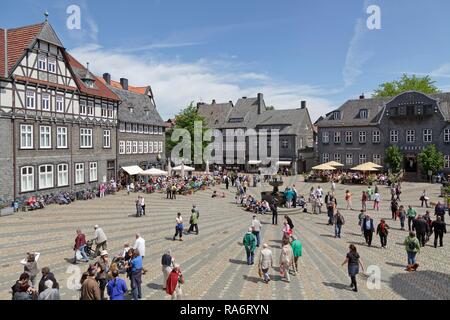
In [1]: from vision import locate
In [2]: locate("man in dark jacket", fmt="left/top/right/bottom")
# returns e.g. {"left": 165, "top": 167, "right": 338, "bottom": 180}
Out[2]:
{"left": 325, "top": 192, "right": 337, "bottom": 225}
{"left": 435, "top": 201, "right": 446, "bottom": 222}
{"left": 38, "top": 267, "right": 59, "bottom": 294}
{"left": 412, "top": 216, "right": 429, "bottom": 247}
{"left": 271, "top": 202, "right": 278, "bottom": 225}
{"left": 431, "top": 216, "right": 447, "bottom": 248}
{"left": 362, "top": 215, "right": 375, "bottom": 247}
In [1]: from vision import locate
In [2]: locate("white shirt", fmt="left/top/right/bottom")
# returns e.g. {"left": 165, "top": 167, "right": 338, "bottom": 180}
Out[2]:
{"left": 141, "top": 197, "right": 145, "bottom": 206}
{"left": 176, "top": 216, "right": 183, "bottom": 224}
{"left": 94, "top": 228, "right": 107, "bottom": 243}
{"left": 133, "top": 237, "right": 146, "bottom": 257}
{"left": 251, "top": 219, "right": 262, "bottom": 232}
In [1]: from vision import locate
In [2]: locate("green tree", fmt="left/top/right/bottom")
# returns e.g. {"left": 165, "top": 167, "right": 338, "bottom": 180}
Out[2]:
{"left": 417, "top": 144, "right": 444, "bottom": 176}
{"left": 373, "top": 74, "right": 440, "bottom": 98}
{"left": 385, "top": 145, "right": 403, "bottom": 173}
{"left": 166, "top": 102, "right": 208, "bottom": 163}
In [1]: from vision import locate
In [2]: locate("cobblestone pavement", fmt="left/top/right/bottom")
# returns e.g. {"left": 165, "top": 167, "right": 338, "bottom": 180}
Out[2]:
{"left": 0, "top": 177, "right": 449, "bottom": 300}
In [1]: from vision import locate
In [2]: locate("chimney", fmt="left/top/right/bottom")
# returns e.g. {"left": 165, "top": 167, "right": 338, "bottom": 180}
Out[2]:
{"left": 212, "top": 99, "right": 216, "bottom": 104}
{"left": 301, "top": 100, "right": 306, "bottom": 109}
{"left": 257, "top": 93, "right": 264, "bottom": 115}
{"left": 103, "top": 73, "right": 111, "bottom": 85}
{"left": 120, "top": 78, "right": 129, "bottom": 90}
{"left": 359, "top": 93, "right": 365, "bottom": 100}
{"left": 242, "top": 96, "right": 247, "bottom": 99}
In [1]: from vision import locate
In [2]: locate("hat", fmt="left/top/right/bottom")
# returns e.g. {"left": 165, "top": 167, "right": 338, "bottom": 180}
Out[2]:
{"left": 94, "top": 225, "right": 99, "bottom": 229}
{"left": 100, "top": 250, "right": 108, "bottom": 256}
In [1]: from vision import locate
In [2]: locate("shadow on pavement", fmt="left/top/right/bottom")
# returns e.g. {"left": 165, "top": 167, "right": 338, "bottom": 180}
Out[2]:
{"left": 390, "top": 271, "right": 450, "bottom": 300}
{"left": 243, "top": 275, "right": 261, "bottom": 284}
{"left": 147, "top": 283, "right": 164, "bottom": 290}
{"left": 386, "top": 261, "right": 406, "bottom": 268}
{"left": 229, "top": 259, "right": 247, "bottom": 265}
{"left": 322, "top": 282, "right": 352, "bottom": 291}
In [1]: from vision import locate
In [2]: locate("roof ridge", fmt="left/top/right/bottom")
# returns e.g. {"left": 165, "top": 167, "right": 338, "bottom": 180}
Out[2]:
{"left": 5, "top": 22, "right": 44, "bottom": 32}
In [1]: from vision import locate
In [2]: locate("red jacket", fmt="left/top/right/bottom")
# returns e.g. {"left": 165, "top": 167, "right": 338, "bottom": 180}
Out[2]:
{"left": 74, "top": 234, "right": 87, "bottom": 250}
{"left": 166, "top": 270, "right": 183, "bottom": 295}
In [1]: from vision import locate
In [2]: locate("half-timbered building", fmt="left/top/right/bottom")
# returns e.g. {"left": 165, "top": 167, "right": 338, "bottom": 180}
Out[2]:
{"left": 0, "top": 20, "right": 119, "bottom": 203}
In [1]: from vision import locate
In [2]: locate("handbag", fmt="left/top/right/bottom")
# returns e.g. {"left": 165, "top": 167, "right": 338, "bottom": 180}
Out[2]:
{"left": 75, "top": 250, "right": 83, "bottom": 261}
{"left": 258, "top": 268, "right": 263, "bottom": 278}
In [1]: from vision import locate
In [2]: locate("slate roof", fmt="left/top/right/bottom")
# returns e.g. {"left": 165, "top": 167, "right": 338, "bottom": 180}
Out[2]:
{"left": 256, "top": 108, "right": 310, "bottom": 135}
{"left": 197, "top": 102, "right": 233, "bottom": 128}
{"left": 106, "top": 83, "right": 165, "bottom": 126}
{"left": 224, "top": 97, "right": 263, "bottom": 128}
{"left": 316, "top": 91, "right": 450, "bottom": 128}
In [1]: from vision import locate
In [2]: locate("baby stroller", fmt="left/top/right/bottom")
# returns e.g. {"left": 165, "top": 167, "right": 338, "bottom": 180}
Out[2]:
{"left": 84, "top": 240, "right": 97, "bottom": 259}
{"left": 110, "top": 256, "right": 128, "bottom": 275}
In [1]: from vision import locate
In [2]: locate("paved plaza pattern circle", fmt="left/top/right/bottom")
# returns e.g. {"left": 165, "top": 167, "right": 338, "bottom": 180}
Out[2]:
{"left": 0, "top": 177, "right": 449, "bottom": 300}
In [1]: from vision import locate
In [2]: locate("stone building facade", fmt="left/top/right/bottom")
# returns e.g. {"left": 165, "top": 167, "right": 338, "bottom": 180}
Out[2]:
{"left": 315, "top": 91, "right": 450, "bottom": 176}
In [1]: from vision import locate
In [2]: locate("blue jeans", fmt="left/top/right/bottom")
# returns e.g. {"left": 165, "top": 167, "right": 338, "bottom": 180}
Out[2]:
{"left": 407, "top": 251, "right": 417, "bottom": 265}
{"left": 245, "top": 247, "right": 254, "bottom": 265}
{"left": 335, "top": 224, "right": 342, "bottom": 237}
{"left": 252, "top": 231, "right": 260, "bottom": 247}
{"left": 75, "top": 245, "right": 89, "bottom": 261}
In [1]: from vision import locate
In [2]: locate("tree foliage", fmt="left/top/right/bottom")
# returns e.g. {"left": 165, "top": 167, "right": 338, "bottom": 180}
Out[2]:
{"left": 373, "top": 74, "right": 440, "bottom": 98}
{"left": 385, "top": 145, "right": 403, "bottom": 173}
{"left": 417, "top": 144, "right": 444, "bottom": 175}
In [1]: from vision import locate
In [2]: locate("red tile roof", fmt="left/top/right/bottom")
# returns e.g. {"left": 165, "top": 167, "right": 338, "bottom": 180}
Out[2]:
{"left": 98, "top": 77, "right": 149, "bottom": 95}
{"left": 66, "top": 53, "right": 120, "bottom": 101}
{"left": 0, "top": 23, "right": 44, "bottom": 78}
{"left": 14, "top": 75, "right": 77, "bottom": 91}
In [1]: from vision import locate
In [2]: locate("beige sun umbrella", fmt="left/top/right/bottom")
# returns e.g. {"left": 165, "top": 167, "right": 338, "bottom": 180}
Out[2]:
{"left": 312, "top": 163, "right": 337, "bottom": 171}
{"left": 363, "top": 162, "right": 383, "bottom": 169}
{"left": 351, "top": 163, "right": 380, "bottom": 172}
{"left": 324, "top": 161, "right": 344, "bottom": 168}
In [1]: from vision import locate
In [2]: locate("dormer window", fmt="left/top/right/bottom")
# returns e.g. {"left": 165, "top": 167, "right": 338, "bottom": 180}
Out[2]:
{"left": 332, "top": 111, "right": 341, "bottom": 120}
{"left": 359, "top": 109, "right": 368, "bottom": 119}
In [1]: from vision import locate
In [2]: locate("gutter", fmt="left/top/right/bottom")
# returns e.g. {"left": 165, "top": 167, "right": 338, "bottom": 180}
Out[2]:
{"left": 4, "top": 29, "right": 8, "bottom": 78}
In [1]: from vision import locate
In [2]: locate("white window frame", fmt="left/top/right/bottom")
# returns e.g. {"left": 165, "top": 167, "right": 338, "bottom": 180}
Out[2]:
{"left": 406, "top": 130, "right": 415, "bottom": 143}
{"left": 21, "top": 166, "right": 34, "bottom": 192}
{"left": 159, "top": 141, "right": 163, "bottom": 153}
{"left": 20, "top": 124, "right": 33, "bottom": 149}
{"left": 149, "top": 126, "right": 154, "bottom": 134}
{"left": 107, "top": 106, "right": 113, "bottom": 119}
{"left": 89, "top": 162, "right": 98, "bottom": 182}
{"left": 103, "top": 130, "right": 111, "bottom": 148}
{"left": 390, "top": 130, "right": 399, "bottom": 143}
{"left": 149, "top": 141, "right": 154, "bottom": 153}
{"left": 159, "top": 126, "right": 163, "bottom": 135}
{"left": 345, "top": 131, "right": 353, "bottom": 144}
{"left": 119, "top": 141, "right": 125, "bottom": 155}
{"left": 359, "top": 131, "right": 366, "bottom": 143}
{"left": 101, "top": 104, "right": 108, "bottom": 118}
{"left": 48, "top": 58, "right": 56, "bottom": 74}
{"left": 322, "top": 132, "right": 329, "bottom": 144}
{"left": 359, "top": 109, "right": 368, "bottom": 119}
{"left": 346, "top": 154, "right": 353, "bottom": 166}
{"left": 39, "top": 125, "right": 52, "bottom": 149}
{"left": 322, "top": 153, "right": 329, "bottom": 163}
{"left": 56, "top": 96, "right": 64, "bottom": 113}
{"left": 445, "top": 129, "right": 450, "bottom": 143}
{"left": 359, "top": 154, "right": 366, "bottom": 164}
{"left": 38, "top": 55, "right": 47, "bottom": 71}
{"left": 80, "top": 128, "right": 93, "bottom": 149}
{"left": 372, "top": 130, "right": 381, "bottom": 143}
{"left": 80, "top": 100, "right": 87, "bottom": 115}
{"left": 334, "top": 153, "right": 341, "bottom": 163}
{"left": 138, "top": 124, "right": 143, "bottom": 134}
{"left": 334, "top": 132, "right": 341, "bottom": 144}
{"left": 56, "top": 127, "right": 68, "bottom": 149}
{"left": 41, "top": 93, "right": 50, "bottom": 111}
{"left": 26, "top": 91, "right": 36, "bottom": 109}
{"left": 154, "top": 142, "right": 159, "bottom": 153}
{"left": 126, "top": 141, "right": 132, "bottom": 154}
{"left": 144, "top": 141, "right": 149, "bottom": 154}
{"left": 138, "top": 141, "right": 144, "bottom": 154}
{"left": 75, "top": 163, "right": 85, "bottom": 184}
{"left": 87, "top": 101, "right": 94, "bottom": 116}
{"left": 373, "top": 154, "right": 381, "bottom": 165}
{"left": 39, "top": 164, "right": 54, "bottom": 190}
{"left": 423, "top": 129, "right": 432, "bottom": 143}
{"left": 144, "top": 125, "right": 149, "bottom": 134}
{"left": 57, "top": 164, "right": 69, "bottom": 187}
{"left": 132, "top": 141, "right": 138, "bottom": 154}
{"left": 126, "top": 123, "right": 132, "bottom": 133}
{"left": 132, "top": 124, "right": 138, "bottom": 133}
{"left": 445, "top": 155, "right": 450, "bottom": 169}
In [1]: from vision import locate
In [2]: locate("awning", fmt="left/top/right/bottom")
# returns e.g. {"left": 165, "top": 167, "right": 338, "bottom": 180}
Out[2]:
{"left": 248, "top": 160, "right": 262, "bottom": 165}
{"left": 276, "top": 161, "right": 291, "bottom": 166}
{"left": 121, "top": 165, "right": 144, "bottom": 176}
{"left": 141, "top": 168, "right": 168, "bottom": 176}
{"left": 312, "top": 164, "right": 337, "bottom": 171}
{"left": 172, "top": 165, "right": 195, "bottom": 171}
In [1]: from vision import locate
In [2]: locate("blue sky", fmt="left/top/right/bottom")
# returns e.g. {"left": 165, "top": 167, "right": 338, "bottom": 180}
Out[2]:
{"left": 2, "top": 0, "right": 450, "bottom": 121}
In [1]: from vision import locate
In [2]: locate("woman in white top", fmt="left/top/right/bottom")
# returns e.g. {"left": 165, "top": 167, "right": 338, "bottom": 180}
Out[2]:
{"left": 173, "top": 213, "right": 184, "bottom": 241}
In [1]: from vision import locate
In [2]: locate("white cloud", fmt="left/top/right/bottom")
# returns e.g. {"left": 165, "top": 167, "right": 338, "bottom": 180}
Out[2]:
{"left": 70, "top": 44, "right": 334, "bottom": 122}
{"left": 430, "top": 63, "right": 450, "bottom": 78}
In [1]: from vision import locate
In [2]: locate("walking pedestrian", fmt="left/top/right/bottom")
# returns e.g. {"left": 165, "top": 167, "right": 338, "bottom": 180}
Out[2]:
{"left": 166, "top": 184, "right": 172, "bottom": 199}
{"left": 341, "top": 244, "right": 364, "bottom": 292}
{"left": 106, "top": 270, "right": 127, "bottom": 300}
{"left": 161, "top": 250, "right": 174, "bottom": 290}
{"left": 80, "top": 265, "right": 101, "bottom": 300}
{"left": 258, "top": 244, "right": 273, "bottom": 284}
{"left": 243, "top": 227, "right": 257, "bottom": 265}
{"left": 406, "top": 206, "right": 417, "bottom": 231}
{"left": 376, "top": 219, "right": 389, "bottom": 249}
{"left": 171, "top": 184, "right": 177, "bottom": 200}
{"left": 279, "top": 239, "right": 294, "bottom": 282}
{"left": 23, "top": 252, "right": 39, "bottom": 287}
{"left": 95, "top": 250, "right": 109, "bottom": 300}
{"left": 361, "top": 191, "right": 368, "bottom": 212}
{"left": 398, "top": 205, "right": 406, "bottom": 230}
{"left": 129, "top": 249, "right": 143, "bottom": 300}
{"left": 345, "top": 190, "right": 353, "bottom": 210}
{"left": 251, "top": 215, "right": 262, "bottom": 247}
{"left": 431, "top": 216, "right": 447, "bottom": 248}
{"left": 325, "top": 192, "right": 337, "bottom": 225}
{"left": 291, "top": 235, "right": 302, "bottom": 275}
{"left": 73, "top": 229, "right": 89, "bottom": 264}
{"left": 333, "top": 211, "right": 345, "bottom": 238}
{"left": 367, "top": 186, "right": 373, "bottom": 201}
{"left": 141, "top": 195, "right": 146, "bottom": 215}
{"left": 373, "top": 191, "right": 381, "bottom": 211}
{"left": 396, "top": 184, "right": 402, "bottom": 201}
{"left": 362, "top": 215, "right": 375, "bottom": 247}
{"left": 404, "top": 232, "right": 420, "bottom": 272}
{"left": 166, "top": 264, "right": 184, "bottom": 300}
{"left": 391, "top": 199, "right": 399, "bottom": 220}
{"left": 420, "top": 190, "right": 429, "bottom": 208}
{"left": 173, "top": 212, "right": 184, "bottom": 241}
{"left": 292, "top": 185, "right": 298, "bottom": 208}
{"left": 435, "top": 201, "right": 446, "bottom": 222}
{"left": 133, "top": 233, "right": 146, "bottom": 260}
{"left": 188, "top": 206, "right": 199, "bottom": 235}
{"left": 271, "top": 202, "right": 278, "bottom": 225}
{"left": 93, "top": 225, "right": 107, "bottom": 257}
{"left": 412, "top": 216, "right": 429, "bottom": 247}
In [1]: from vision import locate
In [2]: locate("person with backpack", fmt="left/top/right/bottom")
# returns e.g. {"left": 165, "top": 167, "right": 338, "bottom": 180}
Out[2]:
{"left": 243, "top": 228, "right": 257, "bottom": 265}
{"left": 412, "top": 215, "right": 429, "bottom": 247}
{"left": 106, "top": 270, "right": 128, "bottom": 300}
{"left": 404, "top": 231, "right": 420, "bottom": 272}
{"left": 333, "top": 211, "right": 345, "bottom": 238}
{"left": 376, "top": 219, "right": 390, "bottom": 249}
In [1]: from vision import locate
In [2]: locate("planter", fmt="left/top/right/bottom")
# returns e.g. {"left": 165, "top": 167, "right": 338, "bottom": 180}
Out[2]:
{"left": 0, "top": 207, "right": 14, "bottom": 217}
